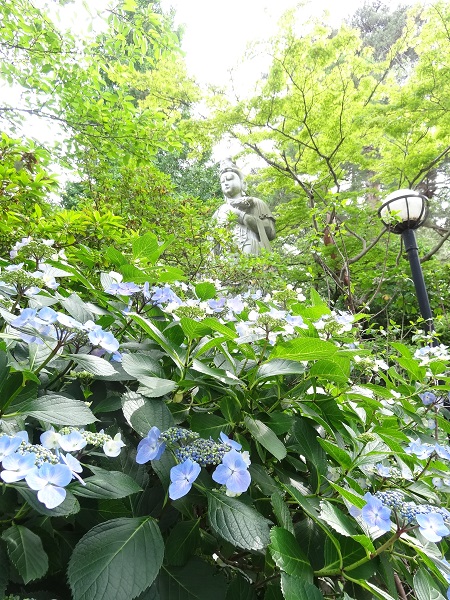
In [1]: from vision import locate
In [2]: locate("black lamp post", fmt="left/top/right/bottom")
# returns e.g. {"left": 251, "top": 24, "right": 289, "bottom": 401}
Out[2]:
{"left": 378, "top": 188, "right": 435, "bottom": 339}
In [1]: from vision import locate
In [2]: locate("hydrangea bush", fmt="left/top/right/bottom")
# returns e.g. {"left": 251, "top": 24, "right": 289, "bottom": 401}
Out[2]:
{"left": 0, "top": 236, "right": 450, "bottom": 600}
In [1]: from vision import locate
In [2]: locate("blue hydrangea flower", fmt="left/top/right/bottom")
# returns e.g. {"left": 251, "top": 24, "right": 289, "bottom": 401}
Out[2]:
{"left": 41, "top": 428, "right": 62, "bottom": 449}
{"left": 361, "top": 492, "right": 392, "bottom": 532}
{"left": 419, "top": 391, "right": 436, "bottom": 405}
{"left": 435, "top": 444, "right": 450, "bottom": 461}
{"left": 60, "top": 452, "right": 85, "bottom": 485}
{"left": 212, "top": 449, "right": 251, "bottom": 494}
{"left": 59, "top": 430, "right": 87, "bottom": 452}
{"left": 10, "top": 308, "right": 38, "bottom": 328}
{"left": 375, "top": 463, "right": 391, "bottom": 477}
{"left": 416, "top": 513, "right": 450, "bottom": 542}
{"left": 405, "top": 438, "right": 435, "bottom": 460}
{"left": 0, "top": 434, "right": 24, "bottom": 461}
{"left": 88, "top": 327, "right": 120, "bottom": 353}
{"left": 136, "top": 427, "right": 165, "bottom": 464}
{"left": 168, "top": 459, "right": 201, "bottom": 500}
{"left": 219, "top": 432, "right": 242, "bottom": 451}
{"left": 1, "top": 452, "right": 36, "bottom": 482}
{"left": 25, "top": 463, "right": 73, "bottom": 509}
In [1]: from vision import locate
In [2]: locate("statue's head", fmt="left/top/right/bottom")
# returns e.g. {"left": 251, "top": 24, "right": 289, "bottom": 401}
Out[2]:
{"left": 219, "top": 158, "right": 247, "bottom": 197}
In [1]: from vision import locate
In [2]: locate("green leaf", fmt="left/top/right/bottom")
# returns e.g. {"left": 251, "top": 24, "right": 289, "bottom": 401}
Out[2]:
{"left": 121, "top": 353, "right": 163, "bottom": 379}
{"left": 131, "top": 315, "right": 185, "bottom": 369}
{"left": 138, "top": 376, "right": 177, "bottom": 398}
{"left": 191, "top": 359, "right": 242, "bottom": 386}
{"left": 132, "top": 232, "right": 160, "bottom": 262}
{"left": 226, "top": 575, "right": 257, "bottom": 600}
{"left": 165, "top": 520, "right": 200, "bottom": 566}
{"left": 244, "top": 416, "right": 287, "bottom": 460}
{"left": 270, "top": 338, "right": 338, "bottom": 361}
{"left": 207, "top": 491, "right": 271, "bottom": 551}
{"left": 0, "top": 539, "right": 9, "bottom": 598}
{"left": 413, "top": 568, "right": 446, "bottom": 600}
{"left": 195, "top": 282, "right": 217, "bottom": 300}
{"left": 309, "top": 358, "right": 350, "bottom": 384}
{"left": 271, "top": 492, "right": 295, "bottom": 534}
{"left": 291, "top": 418, "right": 327, "bottom": 489}
{"left": 191, "top": 412, "right": 229, "bottom": 440}
{"left": 67, "top": 353, "right": 118, "bottom": 377}
{"left": 201, "top": 318, "right": 237, "bottom": 339}
{"left": 255, "top": 359, "right": 306, "bottom": 380}
{"left": 328, "top": 483, "right": 365, "bottom": 509}
{"left": 105, "top": 246, "right": 128, "bottom": 266}
{"left": 280, "top": 574, "right": 324, "bottom": 600}
{"left": 15, "top": 485, "right": 80, "bottom": 517}
{"left": 159, "top": 557, "right": 228, "bottom": 600}
{"left": 122, "top": 390, "right": 174, "bottom": 436}
{"left": 317, "top": 439, "right": 352, "bottom": 470}
{"left": 2, "top": 524, "right": 48, "bottom": 584}
{"left": 319, "top": 501, "right": 357, "bottom": 537}
{"left": 68, "top": 517, "right": 164, "bottom": 600}
{"left": 71, "top": 472, "right": 142, "bottom": 499}
{"left": 7, "top": 393, "right": 97, "bottom": 425}
{"left": 269, "top": 527, "right": 313, "bottom": 580}
{"left": 179, "top": 317, "right": 212, "bottom": 340}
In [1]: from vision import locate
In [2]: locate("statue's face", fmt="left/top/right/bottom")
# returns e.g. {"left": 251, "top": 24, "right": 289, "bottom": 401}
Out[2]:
{"left": 220, "top": 171, "right": 242, "bottom": 199}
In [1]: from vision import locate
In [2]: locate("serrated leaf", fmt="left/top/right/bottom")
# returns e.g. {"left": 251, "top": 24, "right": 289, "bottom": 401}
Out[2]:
{"left": 244, "top": 416, "right": 287, "bottom": 460}
{"left": 207, "top": 491, "right": 271, "bottom": 551}
{"left": 122, "top": 390, "right": 174, "bottom": 436}
{"left": 316, "top": 439, "right": 352, "bottom": 469}
{"left": 280, "top": 574, "right": 324, "bottom": 600}
{"left": 179, "top": 317, "right": 212, "bottom": 340}
{"left": 121, "top": 353, "right": 163, "bottom": 379}
{"left": 67, "top": 354, "right": 118, "bottom": 376}
{"left": 160, "top": 557, "right": 227, "bottom": 600}
{"left": 291, "top": 419, "right": 327, "bottom": 490}
{"left": 138, "top": 376, "right": 177, "bottom": 398}
{"left": 165, "top": 520, "right": 200, "bottom": 566}
{"left": 269, "top": 527, "right": 313, "bottom": 580}
{"left": 15, "top": 485, "right": 80, "bottom": 517}
{"left": 68, "top": 517, "right": 164, "bottom": 600}
{"left": 413, "top": 568, "right": 446, "bottom": 600}
{"left": 191, "top": 412, "right": 228, "bottom": 440}
{"left": 132, "top": 232, "right": 160, "bottom": 261}
{"left": 2, "top": 524, "right": 48, "bottom": 584}
{"left": 0, "top": 539, "right": 9, "bottom": 598}
{"left": 309, "top": 358, "right": 350, "bottom": 384}
{"left": 271, "top": 492, "right": 294, "bottom": 534}
{"left": 226, "top": 575, "right": 257, "bottom": 600}
{"left": 255, "top": 359, "right": 306, "bottom": 381}
{"left": 328, "top": 483, "right": 365, "bottom": 509}
{"left": 71, "top": 471, "right": 142, "bottom": 499}
{"left": 319, "top": 501, "right": 357, "bottom": 537}
{"left": 195, "top": 282, "right": 217, "bottom": 300}
{"left": 7, "top": 393, "right": 97, "bottom": 425}
{"left": 270, "top": 338, "right": 338, "bottom": 361}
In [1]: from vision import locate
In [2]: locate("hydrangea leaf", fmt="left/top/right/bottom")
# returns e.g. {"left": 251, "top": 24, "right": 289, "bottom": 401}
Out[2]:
{"left": 68, "top": 517, "right": 163, "bottom": 600}
{"left": 2, "top": 524, "right": 48, "bottom": 584}
{"left": 207, "top": 491, "right": 271, "bottom": 551}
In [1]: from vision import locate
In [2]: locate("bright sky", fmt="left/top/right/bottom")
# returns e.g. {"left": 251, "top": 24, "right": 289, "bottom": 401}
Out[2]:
{"left": 158, "top": 0, "right": 412, "bottom": 88}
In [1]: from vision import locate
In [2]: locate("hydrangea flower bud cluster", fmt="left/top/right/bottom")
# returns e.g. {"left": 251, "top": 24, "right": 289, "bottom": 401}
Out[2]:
{"left": 136, "top": 426, "right": 251, "bottom": 500}
{"left": 372, "top": 490, "right": 450, "bottom": 538}
{"left": 0, "top": 427, "right": 125, "bottom": 509}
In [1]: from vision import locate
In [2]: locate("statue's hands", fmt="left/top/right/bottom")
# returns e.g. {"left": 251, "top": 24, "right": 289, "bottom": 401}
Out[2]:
{"left": 243, "top": 213, "right": 258, "bottom": 231}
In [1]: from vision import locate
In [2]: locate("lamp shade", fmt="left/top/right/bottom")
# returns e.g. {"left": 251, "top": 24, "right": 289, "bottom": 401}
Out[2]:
{"left": 378, "top": 189, "right": 428, "bottom": 233}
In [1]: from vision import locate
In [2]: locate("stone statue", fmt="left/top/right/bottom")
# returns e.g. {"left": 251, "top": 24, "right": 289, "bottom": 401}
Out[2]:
{"left": 213, "top": 158, "right": 276, "bottom": 255}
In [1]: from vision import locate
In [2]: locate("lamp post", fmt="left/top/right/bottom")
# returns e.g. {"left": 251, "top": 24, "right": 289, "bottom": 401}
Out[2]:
{"left": 378, "top": 189, "right": 435, "bottom": 339}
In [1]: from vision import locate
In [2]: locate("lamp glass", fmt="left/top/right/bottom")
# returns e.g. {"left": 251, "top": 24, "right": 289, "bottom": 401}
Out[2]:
{"left": 379, "top": 189, "right": 427, "bottom": 231}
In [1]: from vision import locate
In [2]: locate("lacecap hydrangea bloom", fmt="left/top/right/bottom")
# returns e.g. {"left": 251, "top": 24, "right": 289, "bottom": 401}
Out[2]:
{"left": 135, "top": 426, "right": 251, "bottom": 500}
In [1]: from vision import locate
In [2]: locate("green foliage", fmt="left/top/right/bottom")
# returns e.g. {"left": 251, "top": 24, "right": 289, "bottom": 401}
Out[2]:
{"left": 0, "top": 234, "right": 450, "bottom": 599}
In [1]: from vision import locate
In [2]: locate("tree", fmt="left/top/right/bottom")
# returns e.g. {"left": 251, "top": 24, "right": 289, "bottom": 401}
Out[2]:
{"left": 208, "top": 4, "right": 450, "bottom": 320}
